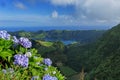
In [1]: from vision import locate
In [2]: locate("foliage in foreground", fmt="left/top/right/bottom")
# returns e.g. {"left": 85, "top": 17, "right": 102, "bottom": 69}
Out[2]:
{"left": 0, "top": 30, "right": 65, "bottom": 80}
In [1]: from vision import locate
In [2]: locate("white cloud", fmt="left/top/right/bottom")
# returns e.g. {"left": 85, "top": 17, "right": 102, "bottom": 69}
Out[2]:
{"left": 49, "top": 0, "right": 120, "bottom": 26}
{"left": 51, "top": 10, "right": 58, "bottom": 18}
{"left": 78, "top": 0, "right": 120, "bottom": 19}
{"left": 14, "top": 2, "right": 27, "bottom": 9}
{"left": 50, "top": 0, "right": 76, "bottom": 6}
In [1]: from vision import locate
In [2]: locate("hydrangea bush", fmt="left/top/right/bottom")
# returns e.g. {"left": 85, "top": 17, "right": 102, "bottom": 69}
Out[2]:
{"left": 0, "top": 30, "right": 65, "bottom": 80}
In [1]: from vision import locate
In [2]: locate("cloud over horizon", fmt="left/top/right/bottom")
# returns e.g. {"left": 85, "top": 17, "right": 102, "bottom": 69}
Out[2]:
{"left": 49, "top": 0, "right": 120, "bottom": 25}
{"left": 0, "top": 0, "right": 120, "bottom": 28}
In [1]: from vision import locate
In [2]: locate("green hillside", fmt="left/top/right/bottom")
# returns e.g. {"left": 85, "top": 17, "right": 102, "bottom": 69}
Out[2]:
{"left": 65, "top": 24, "right": 120, "bottom": 80}
{"left": 86, "top": 24, "right": 120, "bottom": 80}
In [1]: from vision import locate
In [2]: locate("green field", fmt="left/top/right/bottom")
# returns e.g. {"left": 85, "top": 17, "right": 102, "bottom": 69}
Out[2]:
{"left": 36, "top": 40, "right": 53, "bottom": 47}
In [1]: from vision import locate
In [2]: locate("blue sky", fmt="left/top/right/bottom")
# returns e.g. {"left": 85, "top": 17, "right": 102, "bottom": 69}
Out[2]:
{"left": 0, "top": 0, "right": 120, "bottom": 29}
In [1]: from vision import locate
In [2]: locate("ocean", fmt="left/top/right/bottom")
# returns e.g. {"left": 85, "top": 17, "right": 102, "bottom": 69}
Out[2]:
{"left": 0, "top": 26, "right": 109, "bottom": 32}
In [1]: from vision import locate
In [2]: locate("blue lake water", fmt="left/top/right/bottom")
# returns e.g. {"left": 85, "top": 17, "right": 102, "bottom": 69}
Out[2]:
{"left": 61, "top": 40, "right": 76, "bottom": 45}
{"left": 45, "top": 39, "right": 76, "bottom": 45}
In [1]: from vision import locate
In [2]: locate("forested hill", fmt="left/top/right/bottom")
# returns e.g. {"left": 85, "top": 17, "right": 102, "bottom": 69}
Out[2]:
{"left": 81, "top": 24, "right": 120, "bottom": 80}
{"left": 65, "top": 24, "right": 120, "bottom": 80}
{"left": 10, "top": 30, "right": 105, "bottom": 44}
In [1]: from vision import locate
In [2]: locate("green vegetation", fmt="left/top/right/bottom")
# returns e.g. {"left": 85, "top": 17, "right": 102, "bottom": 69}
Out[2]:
{"left": 34, "top": 33, "right": 46, "bottom": 39}
{"left": 8, "top": 24, "right": 120, "bottom": 80}
{"left": 59, "top": 66, "right": 77, "bottom": 77}
{"left": 65, "top": 24, "right": 120, "bottom": 80}
{"left": 36, "top": 40, "right": 53, "bottom": 47}
{"left": 86, "top": 24, "right": 120, "bottom": 80}
{"left": 0, "top": 31, "right": 65, "bottom": 80}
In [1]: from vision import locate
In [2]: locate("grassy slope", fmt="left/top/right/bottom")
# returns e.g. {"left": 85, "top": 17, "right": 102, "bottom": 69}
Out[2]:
{"left": 36, "top": 40, "right": 53, "bottom": 47}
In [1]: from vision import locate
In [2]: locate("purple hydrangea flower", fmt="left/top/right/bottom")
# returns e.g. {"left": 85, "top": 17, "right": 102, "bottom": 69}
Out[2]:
{"left": 43, "top": 58, "right": 52, "bottom": 66}
{"left": 13, "top": 36, "right": 19, "bottom": 43}
{"left": 0, "top": 30, "right": 11, "bottom": 40}
{"left": 19, "top": 37, "right": 32, "bottom": 48}
{"left": 14, "top": 54, "right": 29, "bottom": 67}
{"left": 43, "top": 74, "right": 58, "bottom": 80}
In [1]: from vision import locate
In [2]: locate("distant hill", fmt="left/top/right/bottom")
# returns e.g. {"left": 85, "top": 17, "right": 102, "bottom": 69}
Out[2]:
{"left": 10, "top": 30, "right": 105, "bottom": 44}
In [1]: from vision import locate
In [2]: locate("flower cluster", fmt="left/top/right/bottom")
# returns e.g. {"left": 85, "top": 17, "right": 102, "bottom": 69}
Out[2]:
{"left": 19, "top": 37, "right": 32, "bottom": 48}
{"left": 14, "top": 54, "right": 29, "bottom": 67}
{"left": 13, "top": 36, "right": 32, "bottom": 48}
{"left": 43, "top": 58, "right": 52, "bottom": 66}
{"left": 0, "top": 30, "right": 64, "bottom": 80}
{"left": 0, "top": 30, "right": 32, "bottom": 48}
{"left": 0, "top": 30, "right": 11, "bottom": 40}
{"left": 43, "top": 74, "right": 58, "bottom": 80}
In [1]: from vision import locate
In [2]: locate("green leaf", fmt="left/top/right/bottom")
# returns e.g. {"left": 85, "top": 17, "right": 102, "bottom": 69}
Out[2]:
{"left": 8, "top": 56, "right": 12, "bottom": 62}
{"left": 0, "top": 46, "right": 4, "bottom": 52}
{"left": 0, "top": 51, "right": 13, "bottom": 60}
{"left": 19, "top": 46, "right": 26, "bottom": 53}
{"left": 4, "top": 40, "right": 13, "bottom": 49}
{"left": 31, "top": 48, "right": 38, "bottom": 55}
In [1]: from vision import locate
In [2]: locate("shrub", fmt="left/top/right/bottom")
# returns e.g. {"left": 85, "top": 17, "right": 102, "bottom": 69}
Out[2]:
{"left": 0, "top": 30, "right": 65, "bottom": 80}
